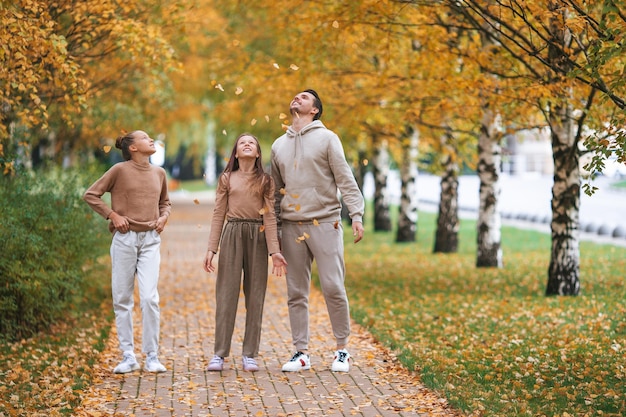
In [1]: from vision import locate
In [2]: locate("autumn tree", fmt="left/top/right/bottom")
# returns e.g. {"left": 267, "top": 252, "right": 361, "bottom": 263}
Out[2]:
{"left": 441, "top": 0, "right": 626, "bottom": 295}
{"left": 1, "top": 0, "right": 184, "bottom": 171}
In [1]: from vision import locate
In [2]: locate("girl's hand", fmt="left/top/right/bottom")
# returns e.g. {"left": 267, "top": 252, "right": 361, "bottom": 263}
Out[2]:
{"left": 109, "top": 211, "right": 130, "bottom": 233}
{"left": 271, "top": 253, "right": 288, "bottom": 276}
{"left": 204, "top": 250, "right": 216, "bottom": 273}
{"left": 155, "top": 215, "right": 168, "bottom": 234}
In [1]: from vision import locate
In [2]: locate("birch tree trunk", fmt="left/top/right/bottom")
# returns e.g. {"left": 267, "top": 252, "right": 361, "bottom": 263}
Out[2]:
{"left": 396, "top": 126, "right": 419, "bottom": 242}
{"left": 546, "top": 101, "right": 581, "bottom": 296}
{"left": 476, "top": 107, "right": 503, "bottom": 267}
{"left": 372, "top": 139, "right": 392, "bottom": 231}
{"left": 545, "top": 1, "right": 580, "bottom": 296}
{"left": 476, "top": 22, "right": 503, "bottom": 267}
{"left": 434, "top": 152, "right": 459, "bottom": 253}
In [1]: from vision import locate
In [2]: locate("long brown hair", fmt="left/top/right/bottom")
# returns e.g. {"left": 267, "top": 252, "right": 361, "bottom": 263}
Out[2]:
{"left": 222, "top": 133, "right": 271, "bottom": 197}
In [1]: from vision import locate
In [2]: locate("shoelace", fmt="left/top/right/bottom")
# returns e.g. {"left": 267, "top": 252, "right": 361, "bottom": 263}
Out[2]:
{"left": 289, "top": 352, "right": 305, "bottom": 361}
{"left": 336, "top": 351, "right": 348, "bottom": 363}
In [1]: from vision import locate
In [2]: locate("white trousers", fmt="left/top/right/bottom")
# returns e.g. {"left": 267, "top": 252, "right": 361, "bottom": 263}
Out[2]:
{"left": 110, "top": 230, "right": 161, "bottom": 355}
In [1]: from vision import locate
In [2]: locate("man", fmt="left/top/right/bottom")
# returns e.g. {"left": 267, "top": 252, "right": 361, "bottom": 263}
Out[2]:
{"left": 270, "top": 89, "right": 365, "bottom": 372}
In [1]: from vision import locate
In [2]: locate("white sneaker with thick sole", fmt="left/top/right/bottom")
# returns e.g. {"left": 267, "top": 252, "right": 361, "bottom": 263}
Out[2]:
{"left": 144, "top": 353, "right": 167, "bottom": 373}
{"left": 331, "top": 349, "right": 351, "bottom": 372}
{"left": 114, "top": 352, "right": 140, "bottom": 374}
{"left": 281, "top": 351, "right": 311, "bottom": 372}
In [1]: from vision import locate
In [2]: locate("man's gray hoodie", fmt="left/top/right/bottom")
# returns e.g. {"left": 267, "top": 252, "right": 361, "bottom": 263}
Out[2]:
{"left": 270, "top": 120, "right": 364, "bottom": 224}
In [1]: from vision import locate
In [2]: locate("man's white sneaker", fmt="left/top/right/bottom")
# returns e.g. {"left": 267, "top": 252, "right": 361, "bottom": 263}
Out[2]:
{"left": 114, "top": 352, "right": 140, "bottom": 374}
{"left": 242, "top": 356, "right": 259, "bottom": 372}
{"left": 331, "top": 349, "right": 351, "bottom": 372}
{"left": 281, "top": 351, "right": 311, "bottom": 372}
{"left": 144, "top": 352, "right": 167, "bottom": 373}
{"left": 207, "top": 355, "right": 224, "bottom": 371}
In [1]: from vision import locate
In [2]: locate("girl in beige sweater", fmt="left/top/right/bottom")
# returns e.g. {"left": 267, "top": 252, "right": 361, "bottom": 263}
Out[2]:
{"left": 203, "top": 133, "right": 287, "bottom": 372}
{"left": 84, "top": 130, "right": 171, "bottom": 374}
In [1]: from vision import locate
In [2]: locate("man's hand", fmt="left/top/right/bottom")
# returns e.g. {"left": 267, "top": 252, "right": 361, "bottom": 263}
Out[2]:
{"left": 352, "top": 221, "right": 364, "bottom": 243}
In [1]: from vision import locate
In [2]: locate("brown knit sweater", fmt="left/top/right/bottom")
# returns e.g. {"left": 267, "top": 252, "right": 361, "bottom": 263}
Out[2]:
{"left": 83, "top": 160, "right": 171, "bottom": 233}
{"left": 207, "top": 170, "right": 280, "bottom": 255}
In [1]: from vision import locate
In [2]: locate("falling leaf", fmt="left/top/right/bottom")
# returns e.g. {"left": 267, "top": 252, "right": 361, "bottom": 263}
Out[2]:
{"left": 290, "top": 193, "right": 299, "bottom": 199}
{"left": 295, "top": 204, "right": 301, "bottom": 211}
{"left": 289, "top": 64, "right": 299, "bottom": 71}
{"left": 279, "top": 188, "right": 287, "bottom": 195}
{"left": 215, "top": 84, "right": 224, "bottom": 91}
{"left": 259, "top": 207, "right": 267, "bottom": 215}
{"left": 332, "top": 20, "right": 339, "bottom": 28}
{"left": 334, "top": 220, "right": 339, "bottom": 229}
{"left": 251, "top": 118, "right": 257, "bottom": 126}
{"left": 259, "top": 225, "right": 265, "bottom": 232}
{"left": 103, "top": 145, "right": 111, "bottom": 153}
{"left": 303, "top": 232, "right": 310, "bottom": 239}
{"left": 279, "top": 113, "right": 288, "bottom": 120}
{"left": 193, "top": 199, "right": 199, "bottom": 205}
{"left": 313, "top": 219, "right": 320, "bottom": 226}
{"left": 222, "top": 130, "right": 227, "bottom": 135}
{"left": 272, "top": 62, "right": 280, "bottom": 69}
{"left": 235, "top": 87, "right": 243, "bottom": 95}
{"left": 265, "top": 115, "right": 270, "bottom": 122}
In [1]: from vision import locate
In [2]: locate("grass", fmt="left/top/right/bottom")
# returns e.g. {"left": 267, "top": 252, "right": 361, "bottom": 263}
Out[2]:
{"left": 0, "top": 258, "right": 113, "bottom": 415}
{"left": 611, "top": 179, "right": 626, "bottom": 190}
{"left": 342, "top": 210, "right": 626, "bottom": 416}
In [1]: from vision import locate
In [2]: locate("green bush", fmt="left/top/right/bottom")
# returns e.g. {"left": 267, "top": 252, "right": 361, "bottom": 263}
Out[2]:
{"left": 0, "top": 168, "right": 109, "bottom": 341}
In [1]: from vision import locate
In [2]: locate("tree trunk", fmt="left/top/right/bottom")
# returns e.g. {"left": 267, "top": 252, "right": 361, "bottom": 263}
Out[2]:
{"left": 354, "top": 148, "right": 367, "bottom": 193}
{"left": 546, "top": 100, "right": 581, "bottom": 296}
{"left": 396, "top": 126, "right": 419, "bottom": 242}
{"left": 372, "top": 139, "right": 392, "bottom": 231}
{"left": 434, "top": 153, "right": 459, "bottom": 253}
{"left": 475, "top": 21, "right": 503, "bottom": 267}
{"left": 476, "top": 116, "right": 503, "bottom": 267}
{"left": 545, "top": 2, "right": 580, "bottom": 296}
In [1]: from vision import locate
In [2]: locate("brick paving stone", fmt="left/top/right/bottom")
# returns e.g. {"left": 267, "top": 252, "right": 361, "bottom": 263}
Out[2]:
{"left": 76, "top": 193, "right": 462, "bottom": 417}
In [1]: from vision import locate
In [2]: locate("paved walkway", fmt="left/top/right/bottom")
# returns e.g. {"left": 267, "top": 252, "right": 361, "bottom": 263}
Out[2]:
{"left": 76, "top": 194, "right": 461, "bottom": 417}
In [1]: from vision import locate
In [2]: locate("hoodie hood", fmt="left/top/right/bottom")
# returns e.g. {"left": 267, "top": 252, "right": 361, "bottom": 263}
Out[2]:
{"left": 286, "top": 120, "right": 326, "bottom": 163}
{"left": 285, "top": 119, "right": 325, "bottom": 139}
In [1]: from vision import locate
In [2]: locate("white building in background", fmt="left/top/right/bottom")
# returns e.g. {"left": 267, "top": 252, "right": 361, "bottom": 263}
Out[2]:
{"left": 502, "top": 128, "right": 553, "bottom": 176}
{"left": 503, "top": 127, "right": 626, "bottom": 179}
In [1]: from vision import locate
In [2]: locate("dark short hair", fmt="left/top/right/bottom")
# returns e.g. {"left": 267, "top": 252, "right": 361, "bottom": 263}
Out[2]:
{"left": 304, "top": 89, "right": 323, "bottom": 120}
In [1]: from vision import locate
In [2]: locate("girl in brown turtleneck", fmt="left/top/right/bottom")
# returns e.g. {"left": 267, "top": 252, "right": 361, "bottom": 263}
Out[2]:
{"left": 203, "top": 133, "right": 287, "bottom": 372}
{"left": 84, "top": 130, "right": 170, "bottom": 374}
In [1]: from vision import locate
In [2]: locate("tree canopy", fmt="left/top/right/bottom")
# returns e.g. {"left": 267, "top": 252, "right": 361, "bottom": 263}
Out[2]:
{"left": 1, "top": 0, "right": 625, "bottom": 178}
